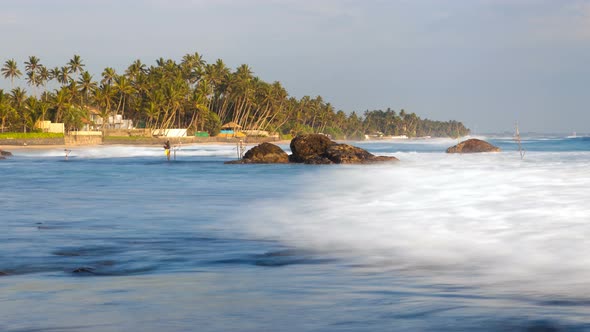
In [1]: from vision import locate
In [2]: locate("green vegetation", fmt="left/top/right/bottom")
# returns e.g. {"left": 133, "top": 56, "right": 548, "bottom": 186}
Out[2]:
{"left": 0, "top": 132, "right": 63, "bottom": 139}
{"left": 362, "top": 108, "right": 469, "bottom": 138}
{"left": 0, "top": 53, "right": 469, "bottom": 139}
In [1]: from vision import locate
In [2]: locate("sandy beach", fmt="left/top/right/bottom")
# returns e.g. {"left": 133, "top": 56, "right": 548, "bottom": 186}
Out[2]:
{"left": 1, "top": 140, "right": 292, "bottom": 152}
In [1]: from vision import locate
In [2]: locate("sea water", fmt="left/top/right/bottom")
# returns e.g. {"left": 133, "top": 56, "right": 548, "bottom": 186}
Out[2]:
{"left": 1, "top": 136, "right": 589, "bottom": 331}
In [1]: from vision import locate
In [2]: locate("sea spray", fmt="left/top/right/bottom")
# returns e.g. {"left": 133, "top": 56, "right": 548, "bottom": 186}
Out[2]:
{"left": 234, "top": 152, "right": 590, "bottom": 297}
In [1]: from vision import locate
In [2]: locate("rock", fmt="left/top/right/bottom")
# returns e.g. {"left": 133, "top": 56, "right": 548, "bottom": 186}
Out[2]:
{"left": 446, "top": 139, "right": 500, "bottom": 153}
{"left": 367, "top": 155, "right": 400, "bottom": 163}
{"left": 324, "top": 144, "right": 372, "bottom": 164}
{"left": 72, "top": 267, "right": 95, "bottom": 274}
{"left": 290, "top": 134, "right": 333, "bottom": 163}
{"left": 226, "top": 134, "right": 399, "bottom": 165}
{"left": 0, "top": 150, "right": 12, "bottom": 158}
{"left": 325, "top": 144, "right": 399, "bottom": 164}
{"left": 225, "top": 142, "right": 289, "bottom": 164}
{"left": 291, "top": 134, "right": 399, "bottom": 164}
{"left": 303, "top": 156, "right": 334, "bottom": 165}
{"left": 0, "top": 271, "right": 8, "bottom": 276}
{"left": 289, "top": 153, "right": 333, "bottom": 164}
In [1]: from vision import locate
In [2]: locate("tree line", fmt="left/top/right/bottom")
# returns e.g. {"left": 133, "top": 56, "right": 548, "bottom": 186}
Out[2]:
{"left": 0, "top": 53, "right": 470, "bottom": 139}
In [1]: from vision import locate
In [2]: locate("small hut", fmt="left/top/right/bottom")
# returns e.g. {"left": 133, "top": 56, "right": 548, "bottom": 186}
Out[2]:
{"left": 220, "top": 122, "right": 242, "bottom": 136}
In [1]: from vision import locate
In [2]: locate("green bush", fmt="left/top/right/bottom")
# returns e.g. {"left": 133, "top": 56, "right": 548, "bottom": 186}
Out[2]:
{"left": 0, "top": 132, "right": 64, "bottom": 139}
{"left": 323, "top": 127, "right": 345, "bottom": 140}
{"left": 205, "top": 111, "right": 221, "bottom": 136}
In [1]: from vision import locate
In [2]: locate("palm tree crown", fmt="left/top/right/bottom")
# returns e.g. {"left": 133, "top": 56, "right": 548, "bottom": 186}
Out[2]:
{"left": 2, "top": 59, "right": 22, "bottom": 89}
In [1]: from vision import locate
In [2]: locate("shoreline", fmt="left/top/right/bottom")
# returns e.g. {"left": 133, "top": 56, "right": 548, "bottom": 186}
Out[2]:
{"left": 1, "top": 136, "right": 465, "bottom": 152}
{"left": 0, "top": 137, "right": 464, "bottom": 151}
{"left": 1, "top": 140, "right": 293, "bottom": 151}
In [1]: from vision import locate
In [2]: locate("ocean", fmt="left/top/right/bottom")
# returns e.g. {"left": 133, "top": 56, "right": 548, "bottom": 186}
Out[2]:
{"left": 1, "top": 136, "right": 589, "bottom": 331}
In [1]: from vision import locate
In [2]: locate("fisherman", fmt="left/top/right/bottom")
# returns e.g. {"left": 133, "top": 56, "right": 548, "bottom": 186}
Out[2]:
{"left": 163, "top": 140, "right": 171, "bottom": 161}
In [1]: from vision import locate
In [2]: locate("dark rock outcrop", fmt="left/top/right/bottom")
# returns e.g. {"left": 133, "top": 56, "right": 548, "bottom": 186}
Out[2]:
{"left": 72, "top": 267, "right": 95, "bottom": 274}
{"left": 225, "top": 142, "right": 289, "bottom": 164}
{"left": 227, "top": 134, "right": 399, "bottom": 165}
{"left": 302, "top": 155, "right": 334, "bottom": 165}
{"left": 446, "top": 139, "right": 500, "bottom": 153}
{"left": 291, "top": 134, "right": 399, "bottom": 164}
{"left": 0, "top": 150, "right": 12, "bottom": 159}
{"left": 289, "top": 134, "right": 333, "bottom": 163}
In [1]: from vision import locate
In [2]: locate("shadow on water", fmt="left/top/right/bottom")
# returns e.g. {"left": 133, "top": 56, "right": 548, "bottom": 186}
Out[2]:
{"left": 491, "top": 319, "right": 590, "bottom": 332}
{"left": 2, "top": 324, "right": 114, "bottom": 332}
{"left": 1, "top": 234, "right": 329, "bottom": 277}
{"left": 209, "top": 249, "right": 337, "bottom": 267}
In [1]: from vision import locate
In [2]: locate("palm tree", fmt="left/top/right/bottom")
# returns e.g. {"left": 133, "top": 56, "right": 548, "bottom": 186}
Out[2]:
{"left": 2, "top": 59, "right": 22, "bottom": 89}
{"left": 10, "top": 87, "right": 27, "bottom": 132}
{"left": 181, "top": 52, "right": 205, "bottom": 85}
{"left": 25, "top": 71, "right": 42, "bottom": 96}
{"left": 24, "top": 96, "right": 40, "bottom": 133}
{"left": 38, "top": 99, "right": 51, "bottom": 125}
{"left": 37, "top": 65, "right": 50, "bottom": 99}
{"left": 112, "top": 76, "right": 135, "bottom": 119}
{"left": 192, "top": 81, "right": 212, "bottom": 130}
{"left": 57, "top": 66, "right": 71, "bottom": 85}
{"left": 52, "top": 87, "right": 71, "bottom": 122}
{"left": 101, "top": 67, "right": 116, "bottom": 86}
{"left": 126, "top": 59, "right": 146, "bottom": 81}
{"left": 92, "top": 84, "right": 114, "bottom": 133}
{"left": 24, "top": 56, "right": 41, "bottom": 95}
{"left": 49, "top": 66, "right": 60, "bottom": 83}
{"left": 68, "top": 54, "right": 84, "bottom": 80}
{"left": 0, "top": 90, "right": 16, "bottom": 132}
{"left": 77, "top": 71, "right": 97, "bottom": 107}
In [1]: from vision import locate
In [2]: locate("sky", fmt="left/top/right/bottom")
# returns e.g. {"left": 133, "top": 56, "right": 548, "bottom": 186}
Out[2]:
{"left": 1, "top": 0, "right": 589, "bottom": 133}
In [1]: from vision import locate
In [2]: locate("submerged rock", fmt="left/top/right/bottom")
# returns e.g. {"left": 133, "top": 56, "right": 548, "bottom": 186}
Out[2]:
{"left": 446, "top": 138, "right": 500, "bottom": 153}
{"left": 0, "top": 150, "right": 12, "bottom": 159}
{"left": 225, "top": 142, "right": 289, "bottom": 164}
{"left": 72, "top": 267, "right": 95, "bottom": 274}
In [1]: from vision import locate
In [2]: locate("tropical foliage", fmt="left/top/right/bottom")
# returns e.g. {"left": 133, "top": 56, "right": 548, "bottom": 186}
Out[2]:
{"left": 0, "top": 53, "right": 469, "bottom": 138}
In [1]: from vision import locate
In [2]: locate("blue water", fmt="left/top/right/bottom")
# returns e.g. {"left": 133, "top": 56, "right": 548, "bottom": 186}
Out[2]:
{"left": 1, "top": 136, "right": 590, "bottom": 331}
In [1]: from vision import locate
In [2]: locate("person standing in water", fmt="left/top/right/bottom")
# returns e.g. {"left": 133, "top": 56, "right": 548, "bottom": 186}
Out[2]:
{"left": 163, "top": 140, "right": 171, "bottom": 161}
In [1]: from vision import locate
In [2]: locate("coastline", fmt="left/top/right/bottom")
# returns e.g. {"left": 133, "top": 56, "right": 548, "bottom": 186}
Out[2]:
{"left": 1, "top": 136, "right": 461, "bottom": 152}
{"left": 1, "top": 140, "right": 293, "bottom": 151}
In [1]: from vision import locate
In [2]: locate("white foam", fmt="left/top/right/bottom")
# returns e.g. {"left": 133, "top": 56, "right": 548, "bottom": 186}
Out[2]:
{"left": 237, "top": 151, "right": 590, "bottom": 297}
{"left": 351, "top": 137, "right": 467, "bottom": 146}
{"left": 13, "top": 144, "right": 239, "bottom": 158}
